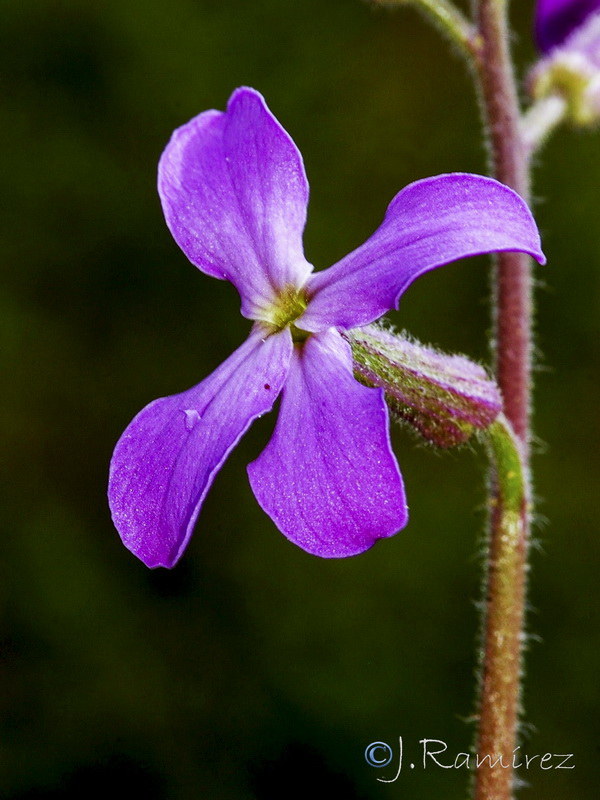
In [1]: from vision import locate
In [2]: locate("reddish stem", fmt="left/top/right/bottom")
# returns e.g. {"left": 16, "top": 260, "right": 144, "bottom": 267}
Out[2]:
{"left": 475, "top": 0, "right": 532, "bottom": 445}
{"left": 472, "top": 2, "right": 533, "bottom": 799}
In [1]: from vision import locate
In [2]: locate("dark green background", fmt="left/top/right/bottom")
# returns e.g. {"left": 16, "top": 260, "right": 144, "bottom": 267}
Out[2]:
{"left": 2, "top": 1, "right": 598, "bottom": 797}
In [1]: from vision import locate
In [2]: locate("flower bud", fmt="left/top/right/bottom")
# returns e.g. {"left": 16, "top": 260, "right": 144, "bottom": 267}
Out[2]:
{"left": 529, "top": 11, "right": 600, "bottom": 126}
{"left": 346, "top": 325, "right": 502, "bottom": 448}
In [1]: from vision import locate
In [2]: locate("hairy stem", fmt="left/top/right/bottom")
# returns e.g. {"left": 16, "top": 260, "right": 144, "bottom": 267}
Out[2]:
{"left": 473, "top": 2, "right": 533, "bottom": 799}
{"left": 476, "top": 417, "right": 529, "bottom": 800}
{"left": 474, "top": 0, "right": 531, "bottom": 442}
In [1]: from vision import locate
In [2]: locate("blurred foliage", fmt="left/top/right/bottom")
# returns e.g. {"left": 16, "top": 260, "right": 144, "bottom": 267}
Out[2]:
{"left": 0, "top": 0, "right": 598, "bottom": 797}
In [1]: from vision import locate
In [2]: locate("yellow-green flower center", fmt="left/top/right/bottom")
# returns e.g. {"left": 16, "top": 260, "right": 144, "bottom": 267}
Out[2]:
{"left": 268, "top": 286, "right": 310, "bottom": 343}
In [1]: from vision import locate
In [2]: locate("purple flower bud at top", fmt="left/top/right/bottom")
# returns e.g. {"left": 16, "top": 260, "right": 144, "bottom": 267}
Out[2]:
{"left": 531, "top": 1, "right": 600, "bottom": 124}
{"left": 346, "top": 325, "right": 502, "bottom": 449}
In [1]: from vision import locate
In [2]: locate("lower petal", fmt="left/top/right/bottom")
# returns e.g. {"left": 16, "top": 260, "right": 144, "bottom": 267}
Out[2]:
{"left": 108, "top": 325, "right": 292, "bottom": 568}
{"left": 247, "top": 329, "right": 407, "bottom": 557}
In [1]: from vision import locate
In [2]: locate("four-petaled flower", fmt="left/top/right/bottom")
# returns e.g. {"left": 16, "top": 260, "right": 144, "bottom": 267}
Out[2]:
{"left": 108, "top": 87, "right": 544, "bottom": 568}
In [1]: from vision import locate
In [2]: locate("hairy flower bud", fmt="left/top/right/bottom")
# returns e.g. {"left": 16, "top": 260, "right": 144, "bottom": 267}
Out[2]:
{"left": 346, "top": 325, "right": 502, "bottom": 448}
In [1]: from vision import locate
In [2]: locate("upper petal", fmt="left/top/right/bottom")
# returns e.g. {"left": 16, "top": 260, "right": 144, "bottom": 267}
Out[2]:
{"left": 535, "top": 0, "right": 600, "bottom": 52}
{"left": 158, "top": 87, "right": 313, "bottom": 320}
{"left": 247, "top": 329, "right": 407, "bottom": 557}
{"left": 299, "top": 174, "right": 546, "bottom": 332}
{"left": 108, "top": 325, "right": 293, "bottom": 568}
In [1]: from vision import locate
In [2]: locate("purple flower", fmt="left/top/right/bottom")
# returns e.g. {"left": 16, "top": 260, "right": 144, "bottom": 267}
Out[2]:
{"left": 108, "top": 87, "right": 544, "bottom": 568}
{"left": 535, "top": 0, "right": 600, "bottom": 52}
{"left": 531, "top": 1, "right": 600, "bottom": 124}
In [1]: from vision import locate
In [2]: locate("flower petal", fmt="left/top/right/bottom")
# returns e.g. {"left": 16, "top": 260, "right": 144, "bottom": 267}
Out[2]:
{"left": 158, "top": 87, "right": 312, "bottom": 320}
{"left": 299, "top": 174, "right": 546, "bottom": 332}
{"left": 108, "top": 326, "right": 293, "bottom": 568}
{"left": 535, "top": 0, "right": 600, "bottom": 52}
{"left": 247, "top": 329, "right": 407, "bottom": 557}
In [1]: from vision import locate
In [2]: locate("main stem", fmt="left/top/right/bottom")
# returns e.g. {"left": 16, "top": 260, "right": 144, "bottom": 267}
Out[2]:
{"left": 475, "top": 0, "right": 531, "bottom": 442}
{"left": 476, "top": 419, "right": 529, "bottom": 800}
{"left": 473, "top": 2, "right": 532, "bottom": 799}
